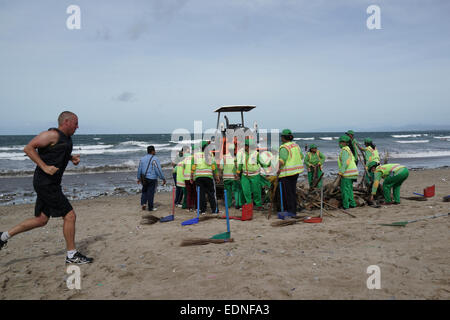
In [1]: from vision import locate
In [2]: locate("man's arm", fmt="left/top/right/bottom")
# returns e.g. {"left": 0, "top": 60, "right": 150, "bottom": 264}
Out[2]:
{"left": 23, "top": 130, "right": 60, "bottom": 176}
{"left": 154, "top": 158, "right": 166, "bottom": 185}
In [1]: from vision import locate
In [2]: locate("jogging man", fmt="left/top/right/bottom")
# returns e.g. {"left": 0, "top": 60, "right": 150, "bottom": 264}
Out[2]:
{"left": 0, "top": 111, "right": 93, "bottom": 264}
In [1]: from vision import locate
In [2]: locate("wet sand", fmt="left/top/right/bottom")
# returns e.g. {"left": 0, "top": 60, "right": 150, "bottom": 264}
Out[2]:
{"left": 0, "top": 168, "right": 449, "bottom": 300}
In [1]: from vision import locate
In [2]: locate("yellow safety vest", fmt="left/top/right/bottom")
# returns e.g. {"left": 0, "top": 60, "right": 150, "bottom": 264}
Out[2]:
{"left": 279, "top": 142, "right": 304, "bottom": 178}
{"left": 193, "top": 152, "right": 214, "bottom": 180}
{"left": 338, "top": 146, "right": 358, "bottom": 178}
{"left": 176, "top": 160, "right": 185, "bottom": 187}
{"left": 222, "top": 153, "right": 236, "bottom": 180}
{"left": 183, "top": 154, "right": 192, "bottom": 180}
{"left": 375, "top": 163, "right": 406, "bottom": 179}
{"left": 237, "top": 150, "right": 260, "bottom": 177}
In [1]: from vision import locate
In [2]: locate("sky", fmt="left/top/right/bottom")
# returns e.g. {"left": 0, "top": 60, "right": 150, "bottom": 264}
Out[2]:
{"left": 0, "top": 0, "right": 449, "bottom": 134}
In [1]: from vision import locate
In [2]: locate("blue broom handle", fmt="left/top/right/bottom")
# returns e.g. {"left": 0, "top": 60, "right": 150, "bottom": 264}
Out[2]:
{"left": 224, "top": 189, "right": 230, "bottom": 233}
{"left": 197, "top": 186, "right": 200, "bottom": 218}
{"left": 279, "top": 181, "right": 284, "bottom": 212}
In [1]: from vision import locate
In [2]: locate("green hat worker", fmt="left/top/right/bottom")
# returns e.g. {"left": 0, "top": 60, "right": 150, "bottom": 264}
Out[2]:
{"left": 368, "top": 163, "right": 409, "bottom": 204}
{"left": 345, "top": 130, "right": 359, "bottom": 166}
{"left": 304, "top": 143, "right": 326, "bottom": 189}
{"left": 338, "top": 135, "right": 359, "bottom": 209}
{"left": 277, "top": 129, "right": 304, "bottom": 215}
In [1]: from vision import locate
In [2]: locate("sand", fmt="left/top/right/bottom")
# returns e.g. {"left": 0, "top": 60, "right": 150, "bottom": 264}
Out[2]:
{"left": 0, "top": 168, "right": 449, "bottom": 300}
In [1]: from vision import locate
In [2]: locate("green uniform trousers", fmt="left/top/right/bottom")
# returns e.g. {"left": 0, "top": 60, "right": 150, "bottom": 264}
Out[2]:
{"left": 224, "top": 179, "right": 244, "bottom": 208}
{"left": 341, "top": 177, "right": 356, "bottom": 209}
{"left": 307, "top": 167, "right": 323, "bottom": 189}
{"left": 258, "top": 175, "right": 272, "bottom": 204}
{"left": 382, "top": 168, "right": 409, "bottom": 203}
{"left": 240, "top": 174, "right": 262, "bottom": 207}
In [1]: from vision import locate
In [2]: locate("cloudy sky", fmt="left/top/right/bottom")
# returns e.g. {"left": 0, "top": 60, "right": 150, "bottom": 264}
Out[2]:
{"left": 0, "top": 0, "right": 449, "bottom": 134}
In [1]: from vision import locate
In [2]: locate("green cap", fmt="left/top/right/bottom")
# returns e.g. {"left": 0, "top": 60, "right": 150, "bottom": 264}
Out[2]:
{"left": 339, "top": 135, "right": 350, "bottom": 143}
{"left": 364, "top": 138, "right": 372, "bottom": 144}
{"left": 346, "top": 130, "right": 355, "bottom": 135}
{"left": 309, "top": 144, "right": 318, "bottom": 150}
{"left": 281, "top": 129, "right": 292, "bottom": 136}
{"left": 201, "top": 140, "right": 209, "bottom": 148}
{"left": 367, "top": 161, "right": 378, "bottom": 170}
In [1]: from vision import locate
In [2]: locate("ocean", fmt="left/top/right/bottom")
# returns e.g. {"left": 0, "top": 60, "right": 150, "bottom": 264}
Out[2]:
{"left": 1, "top": 131, "right": 449, "bottom": 206}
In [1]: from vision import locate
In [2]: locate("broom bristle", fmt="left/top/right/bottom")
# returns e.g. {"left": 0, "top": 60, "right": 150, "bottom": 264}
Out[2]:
{"left": 180, "top": 238, "right": 234, "bottom": 246}
{"left": 271, "top": 219, "right": 299, "bottom": 227}
{"left": 198, "top": 214, "right": 219, "bottom": 222}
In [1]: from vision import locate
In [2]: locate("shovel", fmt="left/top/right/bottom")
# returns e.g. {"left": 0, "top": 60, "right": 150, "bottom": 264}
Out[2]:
{"left": 380, "top": 213, "right": 449, "bottom": 227}
{"left": 277, "top": 181, "right": 296, "bottom": 220}
{"left": 210, "top": 189, "right": 231, "bottom": 240}
{"left": 160, "top": 187, "right": 175, "bottom": 223}
{"left": 181, "top": 186, "right": 200, "bottom": 226}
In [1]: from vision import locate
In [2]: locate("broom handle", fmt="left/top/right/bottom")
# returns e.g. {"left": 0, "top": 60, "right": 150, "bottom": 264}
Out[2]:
{"left": 197, "top": 186, "right": 200, "bottom": 218}
{"left": 279, "top": 181, "right": 284, "bottom": 212}
{"left": 172, "top": 187, "right": 175, "bottom": 215}
{"left": 408, "top": 212, "right": 449, "bottom": 223}
{"left": 224, "top": 189, "right": 230, "bottom": 233}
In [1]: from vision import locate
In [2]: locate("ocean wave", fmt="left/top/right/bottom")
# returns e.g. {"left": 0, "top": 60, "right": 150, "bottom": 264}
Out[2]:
{"left": 390, "top": 150, "right": 450, "bottom": 158}
{"left": 395, "top": 140, "right": 429, "bottom": 144}
{"left": 319, "top": 137, "right": 333, "bottom": 141}
{"left": 433, "top": 136, "right": 450, "bottom": 140}
{"left": 73, "top": 144, "right": 114, "bottom": 150}
{"left": 170, "top": 139, "right": 202, "bottom": 144}
{"left": 294, "top": 137, "right": 314, "bottom": 140}
{"left": 391, "top": 134, "right": 422, "bottom": 138}
{"left": 0, "top": 152, "right": 28, "bottom": 161}
{"left": 0, "top": 145, "right": 25, "bottom": 151}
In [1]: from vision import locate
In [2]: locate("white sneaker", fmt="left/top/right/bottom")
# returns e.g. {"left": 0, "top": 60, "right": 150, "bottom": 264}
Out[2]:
{"left": 149, "top": 207, "right": 157, "bottom": 211}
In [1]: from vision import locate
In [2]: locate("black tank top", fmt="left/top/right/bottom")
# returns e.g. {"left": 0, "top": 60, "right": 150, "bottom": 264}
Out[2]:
{"left": 33, "top": 128, "right": 73, "bottom": 186}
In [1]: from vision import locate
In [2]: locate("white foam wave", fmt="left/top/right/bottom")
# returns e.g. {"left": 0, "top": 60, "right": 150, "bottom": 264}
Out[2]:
{"left": 395, "top": 140, "right": 429, "bottom": 144}
{"left": 390, "top": 150, "right": 450, "bottom": 158}
{"left": 294, "top": 137, "right": 314, "bottom": 140}
{"left": 319, "top": 137, "right": 333, "bottom": 141}
{"left": 119, "top": 141, "right": 171, "bottom": 148}
{"left": 170, "top": 139, "right": 202, "bottom": 144}
{"left": 391, "top": 134, "right": 422, "bottom": 138}
{"left": 0, "top": 152, "right": 28, "bottom": 161}
{"left": 73, "top": 144, "right": 114, "bottom": 150}
{"left": 433, "top": 136, "right": 450, "bottom": 140}
{"left": 93, "top": 138, "right": 101, "bottom": 140}
{"left": 0, "top": 145, "right": 25, "bottom": 151}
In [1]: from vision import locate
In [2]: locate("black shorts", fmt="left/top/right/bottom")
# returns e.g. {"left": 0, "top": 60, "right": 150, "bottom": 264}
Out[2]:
{"left": 34, "top": 184, "right": 73, "bottom": 218}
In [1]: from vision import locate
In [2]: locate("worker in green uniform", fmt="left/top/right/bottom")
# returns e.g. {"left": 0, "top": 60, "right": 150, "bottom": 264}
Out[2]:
{"left": 367, "top": 162, "right": 409, "bottom": 205}
{"left": 258, "top": 149, "right": 276, "bottom": 204}
{"left": 190, "top": 141, "right": 220, "bottom": 214}
{"left": 175, "top": 150, "right": 186, "bottom": 208}
{"left": 236, "top": 138, "right": 264, "bottom": 211}
{"left": 277, "top": 129, "right": 304, "bottom": 215}
{"left": 345, "top": 130, "right": 360, "bottom": 166}
{"left": 338, "top": 135, "right": 359, "bottom": 209}
{"left": 304, "top": 144, "right": 326, "bottom": 189}
{"left": 220, "top": 144, "right": 243, "bottom": 209}
{"left": 358, "top": 138, "right": 380, "bottom": 167}
{"left": 358, "top": 138, "right": 380, "bottom": 190}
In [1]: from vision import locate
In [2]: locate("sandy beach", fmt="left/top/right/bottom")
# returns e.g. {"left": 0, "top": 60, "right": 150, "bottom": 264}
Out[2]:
{"left": 0, "top": 168, "right": 449, "bottom": 300}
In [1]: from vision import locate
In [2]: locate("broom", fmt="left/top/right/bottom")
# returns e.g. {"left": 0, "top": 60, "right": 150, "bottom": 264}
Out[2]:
{"left": 180, "top": 190, "right": 233, "bottom": 246}
{"left": 271, "top": 215, "right": 307, "bottom": 227}
{"left": 180, "top": 238, "right": 234, "bottom": 246}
